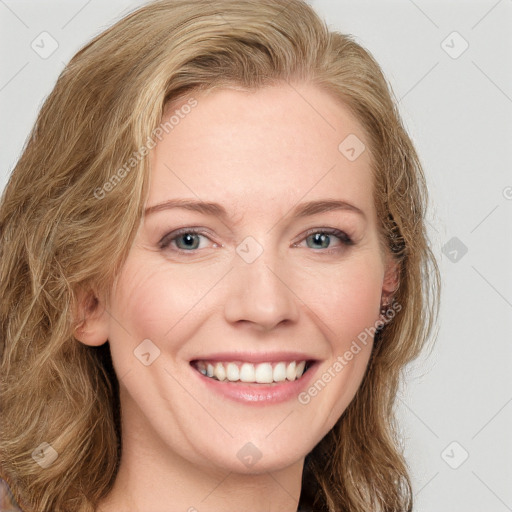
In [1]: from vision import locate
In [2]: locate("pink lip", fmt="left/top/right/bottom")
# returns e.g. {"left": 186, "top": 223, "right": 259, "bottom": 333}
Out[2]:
{"left": 191, "top": 360, "right": 319, "bottom": 405}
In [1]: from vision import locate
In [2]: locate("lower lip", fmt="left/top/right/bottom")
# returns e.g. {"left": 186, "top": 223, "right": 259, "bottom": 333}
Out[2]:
{"left": 191, "top": 362, "right": 318, "bottom": 405}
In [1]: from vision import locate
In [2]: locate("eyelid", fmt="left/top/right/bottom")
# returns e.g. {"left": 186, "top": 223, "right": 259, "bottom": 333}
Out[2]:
{"left": 296, "top": 227, "right": 353, "bottom": 244}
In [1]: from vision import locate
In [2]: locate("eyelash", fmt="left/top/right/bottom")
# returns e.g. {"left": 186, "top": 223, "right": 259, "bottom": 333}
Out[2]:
{"left": 158, "top": 227, "right": 354, "bottom": 255}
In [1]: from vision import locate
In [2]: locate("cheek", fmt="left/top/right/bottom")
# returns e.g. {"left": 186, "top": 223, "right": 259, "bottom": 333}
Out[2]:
{"left": 294, "top": 256, "right": 382, "bottom": 427}
{"left": 113, "top": 265, "right": 173, "bottom": 335}
{"left": 296, "top": 254, "right": 384, "bottom": 342}
{"left": 107, "top": 258, "right": 220, "bottom": 354}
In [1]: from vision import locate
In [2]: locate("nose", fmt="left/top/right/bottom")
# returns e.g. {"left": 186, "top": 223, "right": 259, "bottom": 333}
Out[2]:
{"left": 223, "top": 246, "right": 300, "bottom": 332}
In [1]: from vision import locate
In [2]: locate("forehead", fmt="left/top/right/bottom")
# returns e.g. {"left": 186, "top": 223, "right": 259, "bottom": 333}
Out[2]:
{"left": 148, "top": 82, "right": 375, "bottom": 223}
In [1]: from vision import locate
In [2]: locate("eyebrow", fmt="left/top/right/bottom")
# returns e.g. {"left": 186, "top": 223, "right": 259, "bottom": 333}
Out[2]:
{"left": 144, "top": 198, "right": 366, "bottom": 219}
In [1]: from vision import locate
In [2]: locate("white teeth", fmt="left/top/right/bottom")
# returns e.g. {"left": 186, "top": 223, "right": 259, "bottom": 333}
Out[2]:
{"left": 226, "top": 362, "right": 240, "bottom": 382}
{"left": 196, "top": 360, "right": 309, "bottom": 383}
{"left": 255, "top": 363, "right": 273, "bottom": 384}
{"left": 214, "top": 362, "right": 226, "bottom": 381}
{"left": 273, "top": 362, "right": 287, "bottom": 382}
{"left": 239, "top": 363, "right": 256, "bottom": 382}
{"left": 286, "top": 361, "right": 297, "bottom": 381}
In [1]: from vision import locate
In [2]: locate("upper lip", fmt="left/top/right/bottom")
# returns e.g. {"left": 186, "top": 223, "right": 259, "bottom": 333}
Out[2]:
{"left": 190, "top": 351, "right": 318, "bottom": 364}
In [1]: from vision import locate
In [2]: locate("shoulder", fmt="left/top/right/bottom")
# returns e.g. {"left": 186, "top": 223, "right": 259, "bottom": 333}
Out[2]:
{"left": 0, "top": 476, "right": 23, "bottom": 512}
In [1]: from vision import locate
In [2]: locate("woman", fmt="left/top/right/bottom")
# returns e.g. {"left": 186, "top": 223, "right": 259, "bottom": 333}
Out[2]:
{"left": 0, "top": 0, "right": 440, "bottom": 510}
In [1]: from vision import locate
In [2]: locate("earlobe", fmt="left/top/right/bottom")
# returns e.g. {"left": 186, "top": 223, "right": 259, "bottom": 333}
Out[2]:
{"left": 73, "top": 287, "right": 110, "bottom": 347}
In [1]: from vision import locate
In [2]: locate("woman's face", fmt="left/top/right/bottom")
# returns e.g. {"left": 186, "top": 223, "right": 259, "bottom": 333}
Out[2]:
{"left": 97, "top": 82, "right": 397, "bottom": 475}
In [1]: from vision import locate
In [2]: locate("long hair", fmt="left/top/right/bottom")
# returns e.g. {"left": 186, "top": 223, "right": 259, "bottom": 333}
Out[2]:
{"left": 0, "top": 1, "right": 440, "bottom": 510}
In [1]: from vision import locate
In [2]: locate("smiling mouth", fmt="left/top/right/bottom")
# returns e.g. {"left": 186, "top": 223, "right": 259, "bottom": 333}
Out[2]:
{"left": 191, "top": 360, "right": 313, "bottom": 384}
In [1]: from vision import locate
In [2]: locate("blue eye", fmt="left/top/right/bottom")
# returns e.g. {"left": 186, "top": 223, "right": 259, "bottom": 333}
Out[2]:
{"left": 159, "top": 228, "right": 211, "bottom": 251}
{"left": 301, "top": 229, "right": 353, "bottom": 251}
{"left": 173, "top": 232, "right": 202, "bottom": 250}
{"left": 158, "top": 227, "right": 354, "bottom": 254}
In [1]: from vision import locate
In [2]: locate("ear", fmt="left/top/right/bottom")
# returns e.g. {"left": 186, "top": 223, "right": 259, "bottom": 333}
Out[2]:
{"left": 73, "top": 286, "right": 110, "bottom": 347}
{"left": 381, "top": 254, "right": 400, "bottom": 302}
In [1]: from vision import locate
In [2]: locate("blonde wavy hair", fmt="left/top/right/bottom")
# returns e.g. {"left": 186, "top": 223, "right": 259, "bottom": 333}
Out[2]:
{"left": 0, "top": 0, "right": 440, "bottom": 510}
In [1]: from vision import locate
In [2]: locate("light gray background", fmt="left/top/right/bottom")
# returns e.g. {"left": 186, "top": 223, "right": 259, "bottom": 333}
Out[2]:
{"left": 1, "top": 1, "right": 511, "bottom": 511}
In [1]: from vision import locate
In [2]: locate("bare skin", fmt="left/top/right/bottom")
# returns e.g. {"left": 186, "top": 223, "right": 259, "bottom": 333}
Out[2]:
{"left": 77, "top": 81, "right": 398, "bottom": 512}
